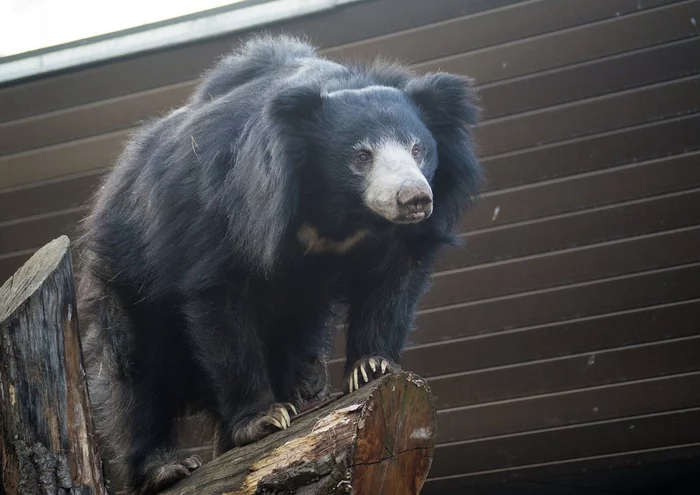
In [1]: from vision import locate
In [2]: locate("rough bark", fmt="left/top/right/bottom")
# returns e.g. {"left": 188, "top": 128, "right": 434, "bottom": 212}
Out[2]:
{"left": 0, "top": 236, "right": 107, "bottom": 495}
{"left": 161, "top": 372, "right": 436, "bottom": 495}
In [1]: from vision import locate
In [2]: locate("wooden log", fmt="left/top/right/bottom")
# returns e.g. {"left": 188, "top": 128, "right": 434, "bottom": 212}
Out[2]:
{"left": 162, "top": 372, "right": 436, "bottom": 495}
{"left": 0, "top": 236, "right": 107, "bottom": 495}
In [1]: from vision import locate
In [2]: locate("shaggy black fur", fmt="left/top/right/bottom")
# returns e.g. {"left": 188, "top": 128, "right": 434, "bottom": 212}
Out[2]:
{"left": 76, "top": 35, "right": 482, "bottom": 494}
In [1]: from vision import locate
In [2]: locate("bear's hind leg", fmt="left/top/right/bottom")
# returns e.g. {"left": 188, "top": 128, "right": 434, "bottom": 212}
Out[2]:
{"left": 120, "top": 380, "right": 200, "bottom": 495}
{"left": 80, "top": 287, "right": 201, "bottom": 494}
{"left": 134, "top": 450, "right": 203, "bottom": 495}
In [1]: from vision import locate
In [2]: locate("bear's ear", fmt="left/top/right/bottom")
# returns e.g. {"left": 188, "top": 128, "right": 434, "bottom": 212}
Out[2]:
{"left": 405, "top": 73, "right": 484, "bottom": 235}
{"left": 405, "top": 73, "right": 481, "bottom": 132}
{"left": 268, "top": 85, "right": 323, "bottom": 124}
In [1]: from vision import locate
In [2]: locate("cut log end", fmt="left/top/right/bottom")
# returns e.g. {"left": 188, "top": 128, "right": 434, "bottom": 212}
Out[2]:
{"left": 161, "top": 372, "right": 436, "bottom": 495}
{"left": 0, "top": 235, "right": 70, "bottom": 323}
{"left": 351, "top": 373, "right": 436, "bottom": 494}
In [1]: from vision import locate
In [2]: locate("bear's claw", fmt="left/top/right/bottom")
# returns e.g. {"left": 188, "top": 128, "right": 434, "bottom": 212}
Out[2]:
{"left": 181, "top": 455, "right": 203, "bottom": 470}
{"left": 262, "top": 402, "right": 297, "bottom": 430}
{"left": 232, "top": 402, "right": 298, "bottom": 446}
{"left": 345, "top": 356, "right": 400, "bottom": 394}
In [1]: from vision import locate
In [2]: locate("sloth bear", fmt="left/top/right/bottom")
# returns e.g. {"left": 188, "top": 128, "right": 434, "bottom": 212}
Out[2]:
{"left": 77, "top": 35, "right": 482, "bottom": 494}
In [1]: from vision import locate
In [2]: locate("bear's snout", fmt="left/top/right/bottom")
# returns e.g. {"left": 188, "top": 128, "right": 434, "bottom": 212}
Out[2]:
{"left": 362, "top": 141, "right": 434, "bottom": 224}
{"left": 397, "top": 180, "right": 433, "bottom": 222}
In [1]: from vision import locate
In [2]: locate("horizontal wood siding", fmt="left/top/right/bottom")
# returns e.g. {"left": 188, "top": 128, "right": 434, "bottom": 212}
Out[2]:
{"left": 1, "top": 0, "right": 698, "bottom": 491}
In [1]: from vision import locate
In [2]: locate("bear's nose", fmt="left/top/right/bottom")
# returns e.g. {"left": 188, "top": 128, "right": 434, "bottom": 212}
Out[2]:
{"left": 397, "top": 181, "right": 433, "bottom": 210}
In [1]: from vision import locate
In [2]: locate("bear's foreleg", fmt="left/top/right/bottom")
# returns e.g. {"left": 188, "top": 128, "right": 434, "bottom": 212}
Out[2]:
{"left": 290, "top": 356, "right": 330, "bottom": 406}
{"left": 183, "top": 292, "right": 297, "bottom": 454}
{"left": 266, "top": 310, "right": 333, "bottom": 409}
{"left": 343, "top": 259, "right": 431, "bottom": 393}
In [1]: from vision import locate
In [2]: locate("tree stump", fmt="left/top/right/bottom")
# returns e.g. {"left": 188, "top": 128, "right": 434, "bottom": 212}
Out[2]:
{"left": 161, "top": 372, "right": 436, "bottom": 495}
{"left": 0, "top": 236, "right": 107, "bottom": 495}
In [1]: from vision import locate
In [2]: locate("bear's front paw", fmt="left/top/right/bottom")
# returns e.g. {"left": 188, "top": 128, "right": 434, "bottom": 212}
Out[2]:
{"left": 344, "top": 356, "right": 401, "bottom": 394}
{"left": 232, "top": 402, "right": 298, "bottom": 446}
{"left": 138, "top": 455, "right": 203, "bottom": 494}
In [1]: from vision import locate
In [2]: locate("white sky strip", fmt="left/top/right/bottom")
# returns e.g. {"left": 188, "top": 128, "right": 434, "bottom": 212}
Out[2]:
{"left": 0, "top": 0, "right": 362, "bottom": 84}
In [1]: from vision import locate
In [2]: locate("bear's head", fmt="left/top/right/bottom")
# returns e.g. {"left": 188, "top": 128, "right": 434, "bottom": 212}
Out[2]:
{"left": 267, "top": 72, "right": 481, "bottom": 231}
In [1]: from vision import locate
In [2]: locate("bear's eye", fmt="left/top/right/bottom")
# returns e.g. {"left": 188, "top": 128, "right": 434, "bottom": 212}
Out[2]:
{"left": 355, "top": 150, "right": 373, "bottom": 165}
{"left": 411, "top": 144, "right": 421, "bottom": 158}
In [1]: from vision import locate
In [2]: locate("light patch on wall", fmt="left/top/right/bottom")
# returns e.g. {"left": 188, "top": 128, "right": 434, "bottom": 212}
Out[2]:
{"left": 0, "top": 0, "right": 245, "bottom": 57}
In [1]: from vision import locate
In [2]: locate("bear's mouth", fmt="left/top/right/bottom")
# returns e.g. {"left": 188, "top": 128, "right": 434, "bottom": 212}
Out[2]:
{"left": 390, "top": 206, "right": 433, "bottom": 224}
{"left": 366, "top": 190, "right": 434, "bottom": 225}
{"left": 403, "top": 211, "right": 428, "bottom": 222}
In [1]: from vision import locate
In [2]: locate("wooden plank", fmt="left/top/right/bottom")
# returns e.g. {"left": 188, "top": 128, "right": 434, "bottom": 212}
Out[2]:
{"left": 480, "top": 112, "right": 700, "bottom": 192}
{"left": 0, "top": 210, "right": 83, "bottom": 254}
{"left": 477, "top": 75, "right": 700, "bottom": 156}
{"left": 425, "top": 335, "right": 700, "bottom": 410}
{"left": 523, "top": 455, "right": 700, "bottom": 494}
{"left": 422, "top": 444, "right": 700, "bottom": 493}
{"left": 444, "top": 188, "right": 700, "bottom": 270}
{"left": 462, "top": 152, "right": 700, "bottom": 232}
{"left": 430, "top": 407, "right": 700, "bottom": 477}
{"left": 0, "top": 252, "right": 32, "bottom": 284}
{"left": 0, "top": 171, "right": 101, "bottom": 223}
{"left": 329, "top": 0, "right": 679, "bottom": 65}
{"left": 0, "top": 130, "right": 126, "bottom": 189}
{"left": 417, "top": 0, "right": 700, "bottom": 84}
{"left": 329, "top": 298, "right": 700, "bottom": 379}
{"left": 0, "top": 82, "right": 193, "bottom": 157}
{"left": 404, "top": 300, "right": 700, "bottom": 379}
{"left": 329, "top": 262, "right": 700, "bottom": 360}
{"left": 415, "top": 262, "right": 700, "bottom": 345}
{"left": 480, "top": 37, "right": 700, "bottom": 119}
{"left": 422, "top": 226, "right": 700, "bottom": 310}
{"left": 413, "top": 481, "right": 601, "bottom": 495}
{"left": 436, "top": 372, "right": 700, "bottom": 443}
{"left": 0, "top": 0, "right": 522, "bottom": 123}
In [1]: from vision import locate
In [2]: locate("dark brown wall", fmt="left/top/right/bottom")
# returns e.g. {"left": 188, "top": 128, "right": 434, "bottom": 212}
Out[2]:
{"left": 1, "top": 0, "right": 699, "bottom": 493}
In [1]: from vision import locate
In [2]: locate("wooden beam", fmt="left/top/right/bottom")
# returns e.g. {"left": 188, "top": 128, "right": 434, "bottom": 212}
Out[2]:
{"left": 0, "top": 236, "right": 107, "bottom": 495}
{"left": 162, "top": 372, "right": 437, "bottom": 495}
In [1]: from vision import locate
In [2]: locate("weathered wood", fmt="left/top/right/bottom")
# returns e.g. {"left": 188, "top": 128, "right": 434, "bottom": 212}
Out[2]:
{"left": 0, "top": 236, "right": 107, "bottom": 495}
{"left": 162, "top": 372, "right": 436, "bottom": 495}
